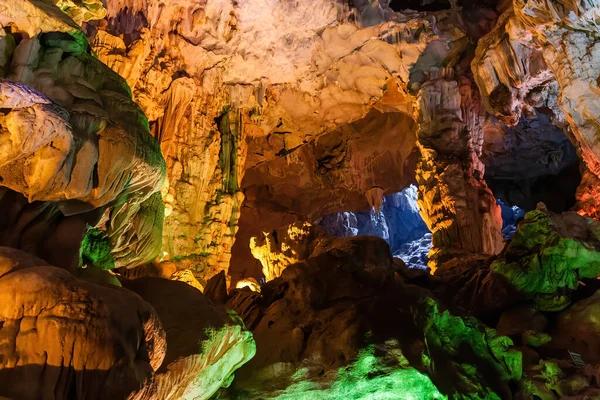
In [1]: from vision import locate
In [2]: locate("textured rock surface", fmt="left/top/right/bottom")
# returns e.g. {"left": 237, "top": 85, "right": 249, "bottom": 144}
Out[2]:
{"left": 552, "top": 290, "right": 600, "bottom": 364}
{"left": 0, "top": 0, "right": 166, "bottom": 269}
{"left": 416, "top": 67, "right": 504, "bottom": 269}
{"left": 0, "top": 247, "right": 166, "bottom": 400}
{"left": 90, "top": 0, "right": 442, "bottom": 281}
{"left": 472, "top": 0, "right": 600, "bottom": 219}
{"left": 250, "top": 221, "right": 324, "bottom": 282}
{"left": 11, "top": 1, "right": 600, "bottom": 399}
{"left": 122, "top": 277, "right": 256, "bottom": 400}
{"left": 437, "top": 206, "right": 600, "bottom": 315}
{"left": 224, "top": 232, "right": 522, "bottom": 399}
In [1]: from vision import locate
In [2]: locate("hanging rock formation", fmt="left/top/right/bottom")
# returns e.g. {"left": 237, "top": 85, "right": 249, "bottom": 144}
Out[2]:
{"left": 87, "top": 0, "right": 463, "bottom": 282}
{"left": 0, "top": 1, "right": 166, "bottom": 270}
{"left": 9, "top": 0, "right": 600, "bottom": 398}
{"left": 472, "top": 0, "right": 600, "bottom": 219}
{"left": 0, "top": 1, "right": 256, "bottom": 399}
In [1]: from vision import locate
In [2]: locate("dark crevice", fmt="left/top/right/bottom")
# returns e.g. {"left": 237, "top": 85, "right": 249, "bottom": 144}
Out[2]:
{"left": 388, "top": 0, "right": 451, "bottom": 12}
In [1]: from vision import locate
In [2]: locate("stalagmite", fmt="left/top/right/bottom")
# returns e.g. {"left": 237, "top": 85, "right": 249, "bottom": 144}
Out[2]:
{"left": 7, "top": 0, "right": 600, "bottom": 398}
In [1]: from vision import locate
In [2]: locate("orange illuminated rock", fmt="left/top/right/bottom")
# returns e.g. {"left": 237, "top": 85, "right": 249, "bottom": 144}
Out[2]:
{"left": 0, "top": 247, "right": 166, "bottom": 400}
{"left": 416, "top": 68, "right": 504, "bottom": 269}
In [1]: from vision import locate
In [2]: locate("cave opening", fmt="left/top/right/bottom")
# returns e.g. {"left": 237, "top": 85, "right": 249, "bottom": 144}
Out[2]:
{"left": 482, "top": 112, "right": 581, "bottom": 215}
{"left": 319, "top": 185, "right": 432, "bottom": 269}
{"left": 319, "top": 185, "right": 527, "bottom": 270}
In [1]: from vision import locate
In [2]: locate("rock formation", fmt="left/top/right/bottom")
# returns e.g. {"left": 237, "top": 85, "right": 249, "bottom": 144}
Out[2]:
{"left": 0, "top": 1, "right": 255, "bottom": 398}
{"left": 0, "top": 1, "right": 165, "bottom": 270}
{"left": 226, "top": 233, "right": 522, "bottom": 399}
{"left": 8, "top": 0, "right": 600, "bottom": 398}
{"left": 416, "top": 67, "right": 504, "bottom": 269}
{"left": 0, "top": 247, "right": 166, "bottom": 399}
{"left": 122, "top": 278, "right": 255, "bottom": 400}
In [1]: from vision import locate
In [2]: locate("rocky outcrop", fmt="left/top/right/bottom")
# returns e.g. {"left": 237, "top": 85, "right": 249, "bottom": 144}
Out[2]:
{"left": 224, "top": 232, "right": 522, "bottom": 399}
{"left": 491, "top": 207, "right": 600, "bottom": 312}
{"left": 122, "top": 277, "right": 255, "bottom": 400}
{"left": 0, "top": 247, "right": 166, "bottom": 399}
{"left": 0, "top": 244, "right": 255, "bottom": 400}
{"left": 576, "top": 168, "right": 600, "bottom": 220}
{"left": 552, "top": 290, "right": 600, "bottom": 364}
{"left": 416, "top": 67, "right": 504, "bottom": 269}
{"left": 472, "top": 0, "right": 600, "bottom": 219}
{"left": 249, "top": 221, "right": 323, "bottom": 282}
{"left": 437, "top": 205, "right": 600, "bottom": 314}
{"left": 0, "top": 0, "right": 166, "bottom": 270}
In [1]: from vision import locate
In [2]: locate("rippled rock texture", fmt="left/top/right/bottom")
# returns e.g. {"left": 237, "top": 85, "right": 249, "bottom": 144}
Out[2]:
{"left": 0, "top": 1, "right": 165, "bottom": 271}
{"left": 0, "top": 2, "right": 256, "bottom": 399}
{"left": 0, "top": 247, "right": 166, "bottom": 399}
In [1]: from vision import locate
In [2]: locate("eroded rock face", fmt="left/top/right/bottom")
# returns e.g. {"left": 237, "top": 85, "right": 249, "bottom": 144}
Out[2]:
{"left": 122, "top": 277, "right": 256, "bottom": 400}
{"left": 87, "top": 0, "right": 479, "bottom": 281}
{"left": 0, "top": 247, "right": 166, "bottom": 400}
{"left": 552, "top": 290, "right": 600, "bottom": 364}
{"left": 0, "top": 0, "right": 166, "bottom": 270}
{"left": 437, "top": 205, "right": 600, "bottom": 315}
{"left": 416, "top": 67, "right": 504, "bottom": 269}
{"left": 249, "top": 221, "right": 324, "bottom": 282}
{"left": 483, "top": 112, "right": 580, "bottom": 212}
{"left": 472, "top": 0, "right": 600, "bottom": 219}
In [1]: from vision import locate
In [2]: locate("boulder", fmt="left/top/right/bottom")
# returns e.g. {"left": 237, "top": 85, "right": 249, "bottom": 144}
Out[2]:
{"left": 122, "top": 277, "right": 256, "bottom": 400}
{"left": 552, "top": 290, "right": 600, "bottom": 363}
{"left": 0, "top": 247, "right": 166, "bottom": 400}
{"left": 226, "top": 232, "right": 522, "bottom": 399}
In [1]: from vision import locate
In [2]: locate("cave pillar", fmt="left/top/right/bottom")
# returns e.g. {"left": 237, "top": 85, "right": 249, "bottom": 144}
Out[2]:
{"left": 415, "top": 67, "right": 504, "bottom": 271}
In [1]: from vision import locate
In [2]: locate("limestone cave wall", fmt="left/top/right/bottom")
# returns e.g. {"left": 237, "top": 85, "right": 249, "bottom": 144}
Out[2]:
{"left": 6, "top": 0, "right": 600, "bottom": 399}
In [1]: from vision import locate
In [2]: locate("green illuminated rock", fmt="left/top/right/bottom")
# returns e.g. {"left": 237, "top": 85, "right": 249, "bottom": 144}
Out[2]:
{"left": 415, "top": 297, "right": 522, "bottom": 400}
{"left": 122, "top": 277, "right": 256, "bottom": 400}
{"left": 518, "top": 360, "right": 563, "bottom": 400}
{"left": 80, "top": 227, "right": 115, "bottom": 270}
{"left": 490, "top": 208, "right": 600, "bottom": 311}
{"left": 223, "top": 233, "right": 522, "bottom": 400}
{"left": 274, "top": 342, "right": 446, "bottom": 400}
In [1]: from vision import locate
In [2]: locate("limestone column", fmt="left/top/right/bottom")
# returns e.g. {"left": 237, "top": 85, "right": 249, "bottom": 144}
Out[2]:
{"left": 416, "top": 67, "right": 504, "bottom": 271}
